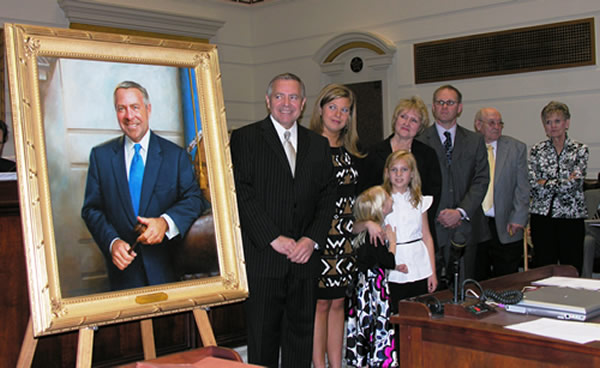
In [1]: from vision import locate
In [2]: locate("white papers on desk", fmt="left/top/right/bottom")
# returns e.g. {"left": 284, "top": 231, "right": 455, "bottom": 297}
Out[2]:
{"left": 505, "top": 318, "right": 600, "bottom": 344}
{"left": 532, "top": 276, "right": 600, "bottom": 291}
{"left": 0, "top": 172, "right": 16, "bottom": 181}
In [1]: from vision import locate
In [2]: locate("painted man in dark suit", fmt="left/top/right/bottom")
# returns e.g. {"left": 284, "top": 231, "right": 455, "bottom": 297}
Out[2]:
{"left": 82, "top": 81, "right": 207, "bottom": 291}
{"left": 417, "top": 85, "right": 490, "bottom": 283}
{"left": 473, "top": 107, "right": 529, "bottom": 280}
{"left": 230, "top": 73, "right": 335, "bottom": 367}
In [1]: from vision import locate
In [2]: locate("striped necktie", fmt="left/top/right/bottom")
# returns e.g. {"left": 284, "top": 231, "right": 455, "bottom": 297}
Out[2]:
{"left": 283, "top": 130, "right": 296, "bottom": 176}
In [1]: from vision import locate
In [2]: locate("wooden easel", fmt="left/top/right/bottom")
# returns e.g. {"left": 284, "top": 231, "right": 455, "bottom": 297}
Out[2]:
{"left": 17, "top": 308, "right": 216, "bottom": 368}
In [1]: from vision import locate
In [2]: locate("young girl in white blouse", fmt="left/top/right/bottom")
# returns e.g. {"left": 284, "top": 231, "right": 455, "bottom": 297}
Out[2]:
{"left": 382, "top": 150, "right": 437, "bottom": 312}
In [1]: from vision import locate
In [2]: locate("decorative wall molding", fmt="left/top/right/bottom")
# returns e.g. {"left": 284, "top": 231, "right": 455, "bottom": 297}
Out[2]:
{"left": 319, "top": 54, "right": 395, "bottom": 79}
{"left": 314, "top": 31, "right": 396, "bottom": 65}
{"left": 58, "top": 0, "right": 225, "bottom": 40}
{"left": 314, "top": 31, "right": 396, "bottom": 79}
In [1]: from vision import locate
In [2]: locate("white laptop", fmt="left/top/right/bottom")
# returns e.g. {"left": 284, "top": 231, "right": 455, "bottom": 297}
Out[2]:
{"left": 505, "top": 286, "right": 600, "bottom": 321}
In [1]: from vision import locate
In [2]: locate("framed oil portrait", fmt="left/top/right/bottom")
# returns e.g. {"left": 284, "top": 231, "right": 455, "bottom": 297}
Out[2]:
{"left": 4, "top": 23, "right": 247, "bottom": 336}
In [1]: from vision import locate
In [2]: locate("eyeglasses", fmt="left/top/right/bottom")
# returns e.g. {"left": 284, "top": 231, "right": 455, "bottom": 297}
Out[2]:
{"left": 435, "top": 100, "right": 458, "bottom": 107}
{"left": 484, "top": 120, "right": 505, "bottom": 127}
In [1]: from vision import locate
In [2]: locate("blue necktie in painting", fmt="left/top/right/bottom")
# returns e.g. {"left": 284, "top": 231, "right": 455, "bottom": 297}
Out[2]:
{"left": 444, "top": 131, "right": 453, "bottom": 165}
{"left": 129, "top": 143, "right": 144, "bottom": 216}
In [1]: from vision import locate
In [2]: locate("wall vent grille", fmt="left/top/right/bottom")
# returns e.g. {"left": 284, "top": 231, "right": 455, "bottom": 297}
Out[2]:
{"left": 414, "top": 18, "right": 595, "bottom": 84}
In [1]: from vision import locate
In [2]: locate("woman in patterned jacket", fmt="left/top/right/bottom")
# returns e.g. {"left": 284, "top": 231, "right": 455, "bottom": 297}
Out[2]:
{"left": 528, "top": 101, "right": 589, "bottom": 274}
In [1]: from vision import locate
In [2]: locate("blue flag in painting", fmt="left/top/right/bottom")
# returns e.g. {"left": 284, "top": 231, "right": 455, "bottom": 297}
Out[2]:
{"left": 179, "top": 68, "right": 202, "bottom": 161}
{"left": 179, "top": 67, "right": 210, "bottom": 202}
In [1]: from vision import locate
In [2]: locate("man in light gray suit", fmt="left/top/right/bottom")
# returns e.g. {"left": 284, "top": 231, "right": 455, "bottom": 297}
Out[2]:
{"left": 473, "top": 107, "right": 529, "bottom": 280}
{"left": 417, "top": 85, "right": 490, "bottom": 284}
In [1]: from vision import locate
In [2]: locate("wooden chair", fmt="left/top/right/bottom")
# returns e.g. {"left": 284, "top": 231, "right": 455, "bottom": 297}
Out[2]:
{"left": 523, "top": 223, "right": 533, "bottom": 271}
{"left": 582, "top": 189, "right": 600, "bottom": 278}
{"left": 119, "top": 346, "right": 243, "bottom": 367}
{"left": 174, "top": 210, "right": 220, "bottom": 280}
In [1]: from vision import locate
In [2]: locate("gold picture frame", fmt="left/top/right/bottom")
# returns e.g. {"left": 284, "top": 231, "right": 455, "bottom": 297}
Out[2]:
{"left": 4, "top": 23, "right": 247, "bottom": 336}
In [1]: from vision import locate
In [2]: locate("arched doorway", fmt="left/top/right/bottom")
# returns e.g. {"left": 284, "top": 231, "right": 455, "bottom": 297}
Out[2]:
{"left": 314, "top": 31, "right": 396, "bottom": 148}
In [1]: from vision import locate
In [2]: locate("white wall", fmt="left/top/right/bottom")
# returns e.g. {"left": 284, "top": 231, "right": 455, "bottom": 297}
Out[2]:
{"left": 2, "top": 0, "right": 69, "bottom": 159}
{"left": 243, "top": 0, "right": 600, "bottom": 176}
{"left": 3, "top": 0, "right": 600, "bottom": 176}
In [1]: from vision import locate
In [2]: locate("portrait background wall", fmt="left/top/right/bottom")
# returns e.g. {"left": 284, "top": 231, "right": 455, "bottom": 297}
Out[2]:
{"left": 4, "top": 23, "right": 247, "bottom": 336}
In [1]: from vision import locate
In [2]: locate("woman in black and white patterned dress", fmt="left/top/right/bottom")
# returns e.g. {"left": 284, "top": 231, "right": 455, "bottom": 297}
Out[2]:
{"left": 529, "top": 101, "right": 589, "bottom": 274}
{"left": 309, "top": 84, "right": 363, "bottom": 368}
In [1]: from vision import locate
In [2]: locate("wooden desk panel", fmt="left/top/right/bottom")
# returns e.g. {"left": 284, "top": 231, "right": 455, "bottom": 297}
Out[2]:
{"left": 0, "top": 180, "right": 28, "bottom": 368}
{"left": 392, "top": 265, "right": 600, "bottom": 368}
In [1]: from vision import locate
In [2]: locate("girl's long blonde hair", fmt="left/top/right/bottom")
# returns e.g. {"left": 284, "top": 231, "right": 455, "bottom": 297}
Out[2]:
{"left": 352, "top": 185, "right": 389, "bottom": 248}
{"left": 382, "top": 150, "right": 422, "bottom": 208}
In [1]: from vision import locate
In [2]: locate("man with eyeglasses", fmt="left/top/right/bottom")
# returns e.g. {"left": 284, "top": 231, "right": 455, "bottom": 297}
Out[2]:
{"left": 417, "top": 85, "right": 489, "bottom": 286}
{"left": 473, "top": 107, "right": 529, "bottom": 281}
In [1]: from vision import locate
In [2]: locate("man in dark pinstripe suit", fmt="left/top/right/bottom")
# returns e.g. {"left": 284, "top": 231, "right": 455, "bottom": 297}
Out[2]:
{"left": 230, "top": 73, "right": 335, "bottom": 367}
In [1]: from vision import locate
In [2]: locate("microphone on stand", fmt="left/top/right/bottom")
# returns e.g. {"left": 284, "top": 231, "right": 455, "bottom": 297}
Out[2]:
{"left": 450, "top": 221, "right": 470, "bottom": 303}
{"left": 441, "top": 221, "right": 497, "bottom": 318}
{"left": 450, "top": 228, "right": 467, "bottom": 261}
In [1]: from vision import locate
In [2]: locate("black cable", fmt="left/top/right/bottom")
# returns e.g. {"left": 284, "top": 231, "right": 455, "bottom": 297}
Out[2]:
{"left": 460, "top": 278, "right": 484, "bottom": 301}
{"left": 482, "top": 288, "right": 523, "bottom": 305}
{"left": 460, "top": 279, "right": 523, "bottom": 305}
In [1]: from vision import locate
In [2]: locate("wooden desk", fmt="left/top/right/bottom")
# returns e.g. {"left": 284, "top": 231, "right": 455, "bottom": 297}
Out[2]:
{"left": 391, "top": 265, "right": 600, "bottom": 367}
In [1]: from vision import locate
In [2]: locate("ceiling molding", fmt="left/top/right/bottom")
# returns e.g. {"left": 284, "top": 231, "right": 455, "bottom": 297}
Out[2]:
{"left": 58, "top": 0, "right": 225, "bottom": 40}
